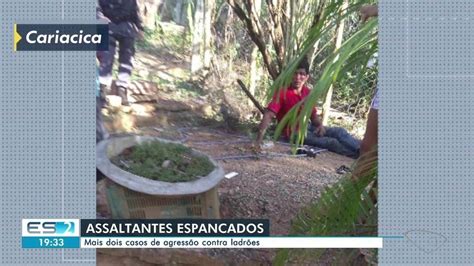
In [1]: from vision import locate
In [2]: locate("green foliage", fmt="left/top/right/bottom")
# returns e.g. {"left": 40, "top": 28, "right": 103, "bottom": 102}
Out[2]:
{"left": 332, "top": 23, "right": 378, "bottom": 117}
{"left": 136, "top": 22, "right": 191, "bottom": 58}
{"left": 134, "top": 21, "right": 208, "bottom": 100}
{"left": 277, "top": 1, "right": 369, "bottom": 81}
{"left": 334, "top": 62, "right": 377, "bottom": 118}
{"left": 272, "top": 16, "right": 378, "bottom": 150}
{"left": 112, "top": 141, "right": 215, "bottom": 183}
{"left": 274, "top": 151, "right": 378, "bottom": 265}
{"left": 176, "top": 81, "right": 206, "bottom": 96}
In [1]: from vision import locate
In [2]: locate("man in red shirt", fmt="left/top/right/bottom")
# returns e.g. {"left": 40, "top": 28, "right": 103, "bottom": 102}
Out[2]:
{"left": 255, "top": 59, "right": 360, "bottom": 158}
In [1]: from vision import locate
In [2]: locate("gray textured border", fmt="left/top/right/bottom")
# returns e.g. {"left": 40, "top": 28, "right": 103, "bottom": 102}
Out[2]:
{"left": 1, "top": 0, "right": 96, "bottom": 265}
{"left": 379, "top": 0, "right": 473, "bottom": 264}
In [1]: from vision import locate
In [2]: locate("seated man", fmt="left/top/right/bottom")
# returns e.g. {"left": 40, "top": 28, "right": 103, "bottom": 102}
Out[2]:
{"left": 255, "top": 59, "right": 360, "bottom": 158}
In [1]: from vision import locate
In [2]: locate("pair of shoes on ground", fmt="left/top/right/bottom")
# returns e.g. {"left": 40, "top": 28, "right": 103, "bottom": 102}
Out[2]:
{"left": 336, "top": 165, "right": 351, "bottom": 175}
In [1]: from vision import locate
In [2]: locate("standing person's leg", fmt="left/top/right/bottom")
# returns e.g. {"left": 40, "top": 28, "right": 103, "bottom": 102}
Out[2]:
{"left": 116, "top": 36, "right": 136, "bottom": 106}
{"left": 324, "top": 127, "right": 361, "bottom": 157}
{"left": 96, "top": 97, "right": 109, "bottom": 143}
{"left": 351, "top": 109, "right": 378, "bottom": 206}
{"left": 359, "top": 108, "right": 378, "bottom": 156}
{"left": 98, "top": 35, "right": 117, "bottom": 93}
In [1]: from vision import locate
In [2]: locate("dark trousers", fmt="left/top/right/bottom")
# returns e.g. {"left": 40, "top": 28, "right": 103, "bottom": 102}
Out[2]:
{"left": 304, "top": 126, "right": 360, "bottom": 158}
{"left": 98, "top": 33, "right": 135, "bottom": 88}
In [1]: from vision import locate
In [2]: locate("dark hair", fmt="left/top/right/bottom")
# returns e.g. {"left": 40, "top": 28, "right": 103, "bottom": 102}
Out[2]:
{"left": 297, "top": 56, "right": 310, "bottom": 74}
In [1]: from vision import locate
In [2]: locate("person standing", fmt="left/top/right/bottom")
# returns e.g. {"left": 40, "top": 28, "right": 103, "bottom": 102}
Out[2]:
{"left": 359, "top": 4, "right": 378, "bottom": 156}
{"left": 97, "top": 0, "right": 144, "bottom": 106}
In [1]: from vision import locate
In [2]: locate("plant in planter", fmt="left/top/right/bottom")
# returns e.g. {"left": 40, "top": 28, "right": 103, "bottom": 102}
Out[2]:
{"left": 111, "top": 141, "right": 214, "bottom": 183}
{"left": 97, "top": 136, "right": 224, "bottom": 219}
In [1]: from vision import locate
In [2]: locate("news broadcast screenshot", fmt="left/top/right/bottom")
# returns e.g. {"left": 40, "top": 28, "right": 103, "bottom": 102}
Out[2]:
{"left": 2, "top": 0, "right": 472, "bottom": 265}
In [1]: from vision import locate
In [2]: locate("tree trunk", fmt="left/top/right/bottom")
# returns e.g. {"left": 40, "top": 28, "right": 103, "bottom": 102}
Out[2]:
{"left": 203, "top": 0, "right": 215, "bottom": 68}
{"left": 227, "top": 0, "right": 280, "bottom": 80}
{"left": 248, "top": 0, "right": 262, "bottom": 103}
{"left": 308, "top": 39, "right": 320, "bottom": 71}
{"left": 307, "top": 1, "right": 326, "bottom": 70}
{"left": 173, "top": 0, "right": 184, "bottom": 25}
{"left": 322, "top": 0, "right": 347, "bottom": 125}
{"left": 184, "top": 0, "right": 194, "bottom": 30}
{"left": 137, "top": 0, "right": 163, "bottom": 30}
{"left": 191, "top": 0, "right": 205, "bottom": 75}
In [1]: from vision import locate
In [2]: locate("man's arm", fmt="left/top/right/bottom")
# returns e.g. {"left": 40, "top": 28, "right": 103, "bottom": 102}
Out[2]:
{"left": 311, "top": 113, "right": 326, "bottom": 137}
{"left": 96, "top": 5, "right": 110, "bottom": 22}
{"left": 255, "top": 110, "right": 276, "bottom": 146}
{"left": 132, "top": 0, "right": 144, "bottom": 31}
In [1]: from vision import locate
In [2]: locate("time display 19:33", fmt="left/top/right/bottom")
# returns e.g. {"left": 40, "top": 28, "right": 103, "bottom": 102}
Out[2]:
{"left": 39, "top": 238, "right": 64, "bottom": 247}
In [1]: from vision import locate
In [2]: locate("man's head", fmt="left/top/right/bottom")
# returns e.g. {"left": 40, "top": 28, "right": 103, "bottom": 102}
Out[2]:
{"left": 291, "top": 58, "right": 310, "bottom": 89}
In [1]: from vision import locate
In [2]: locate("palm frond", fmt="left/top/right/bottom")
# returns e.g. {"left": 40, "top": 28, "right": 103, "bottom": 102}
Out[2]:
{"left": 269, "top": 1, "right": 372, "bottom": 97}
{"left": 274, "top": 149, "right": 378, "bottom": 265}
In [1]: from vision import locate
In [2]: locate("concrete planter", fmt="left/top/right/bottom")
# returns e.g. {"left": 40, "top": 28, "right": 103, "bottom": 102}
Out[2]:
{"left": 97, "top": 136, "right": 224, "bottom": 219}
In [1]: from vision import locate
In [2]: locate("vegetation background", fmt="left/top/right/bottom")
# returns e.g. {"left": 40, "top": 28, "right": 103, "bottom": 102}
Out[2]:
{"left": 131, "top": 0, "right": 378, "bottom": 139}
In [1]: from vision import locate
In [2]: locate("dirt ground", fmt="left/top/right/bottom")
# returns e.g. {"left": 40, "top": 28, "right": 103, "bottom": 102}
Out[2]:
{"left": 97, "top": 125, "right": 354, "bottom": 265}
